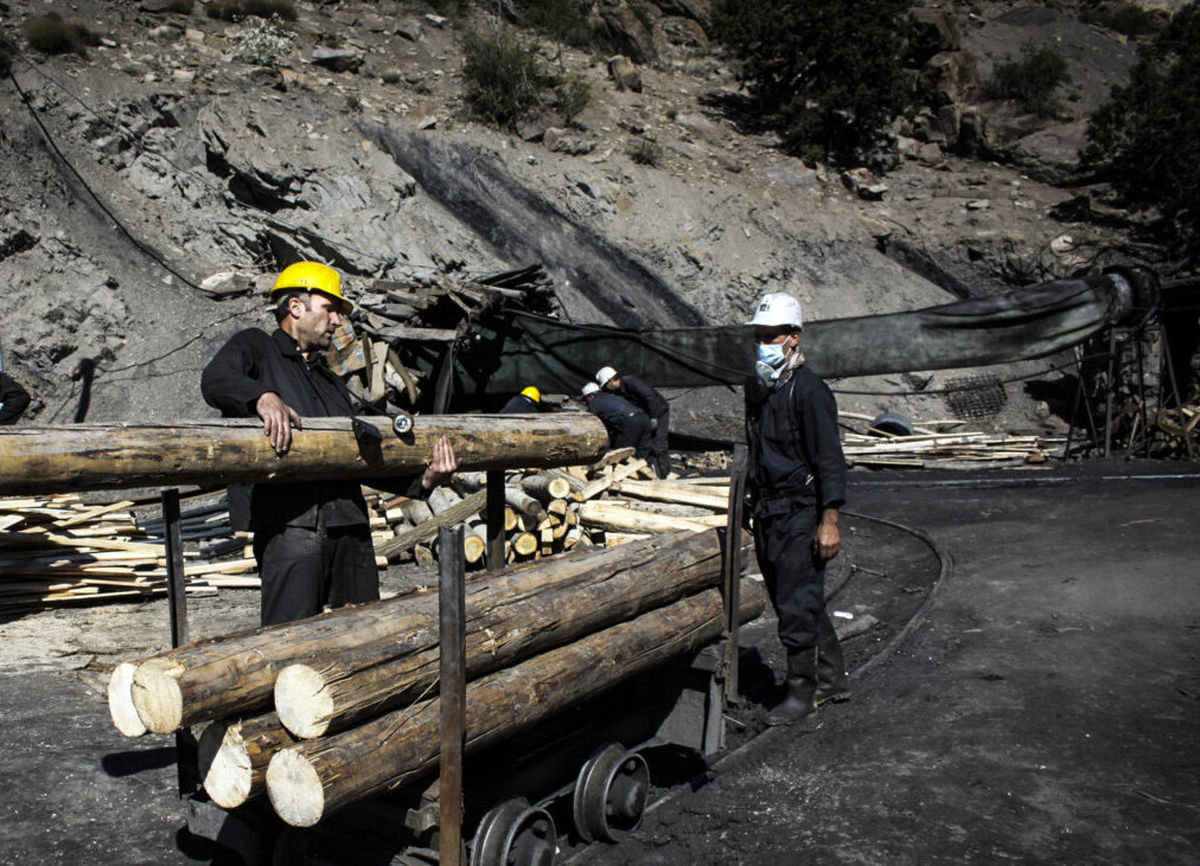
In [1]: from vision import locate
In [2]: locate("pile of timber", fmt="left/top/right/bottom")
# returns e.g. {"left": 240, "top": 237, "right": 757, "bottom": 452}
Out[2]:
{"left": 0, "top": 493, "right": 257, "bottom": 611}
{"left": 375, "top": 447, "right": 734, "bottom": 569}
{"left": 841, "top": 430, "right": 1062, "bottom": 469}
{"left": 107, "top": 530, "right": 766, "bottom": 827}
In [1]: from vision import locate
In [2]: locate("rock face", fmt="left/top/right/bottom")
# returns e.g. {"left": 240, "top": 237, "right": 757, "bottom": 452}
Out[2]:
{"left": 0, "top": 0, "right": 1149, "bottom": 434}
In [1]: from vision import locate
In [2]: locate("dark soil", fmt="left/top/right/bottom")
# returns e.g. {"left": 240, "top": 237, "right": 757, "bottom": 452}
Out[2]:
{"left": 2, "top": 462, "right": 1196, "bottom": 865}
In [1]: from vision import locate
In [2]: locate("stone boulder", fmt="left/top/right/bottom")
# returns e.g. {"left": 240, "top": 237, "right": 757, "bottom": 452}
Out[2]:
{"left": 591, "top": 1, "right": 657, "bottom": 65}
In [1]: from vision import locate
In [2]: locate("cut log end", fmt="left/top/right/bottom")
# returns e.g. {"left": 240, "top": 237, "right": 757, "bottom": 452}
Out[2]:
{"left": 131, "top": 661, "right": 184, "bottom": 734}
{"left": 107, "top": 662, "right": 147, "bottom": 738}
{"left": 275, "top": 664, "right": 335, "bottom": 739}
{"left": 198, "top": 720, "right": 253, "bottom": 809}
{"left": 267, "top": 748, "right": 326, "bottom": 828}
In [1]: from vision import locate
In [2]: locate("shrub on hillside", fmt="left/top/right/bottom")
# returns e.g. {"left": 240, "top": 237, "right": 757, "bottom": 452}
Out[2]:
{"left": 984, "top": 43, "right": 1071, "bottom": 117}
{"left": 24, "top": 12, "right": 101, "bottom": 58}
{"left": 460, "top": 28, "right": 556, "bottom": 128}
{"left": 230, "top": 16, "right": 296, "bottom": 67}
{"left": 710, "top": 0, "right": 915, "bottom": 165}
{"left": 515, "top": 0, "right": 594, "bottom": 48}
{"left": 1082, "top": 1, "right": 1200, "bottom": 266}
{"left": 1081, "top": 1, "right": 1164, "bottom": 37}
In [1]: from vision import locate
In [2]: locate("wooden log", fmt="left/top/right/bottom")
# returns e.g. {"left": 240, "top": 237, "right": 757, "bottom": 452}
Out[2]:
{"left": 510, "top": 532, "right": 538, "bottom": 557}
{"left": 377, "top": 490, "right": 487, "bottom": 561}
{"left": 107, "top": 662, "right": 146, "bottom": 738}
{"left": 0, "top": 415, "right": 609, "bottom": 496}
{"left": 198, "top": 712, "right": 297, "bottom": 809}
{"left": 577, "top": 501, "right": 712, "bottom": 534}
{"left": 505, "top": 486, "right": 546, "bottom": 523}
{"left": 266, "top": 582, "right": 767, "bottom": 827}
{"left": 121, "top": 530, "right": 707, "bottom": 735}
{"left": 576, "top": 458, "right": 648, "bottom": 502}
{"left": 614, "top": 479, "right": 729, "bottom": 511}
{"left": 519, "top": 473, "right": 572, "bottom": 503}
{"left": 273, "top": 531, "right": 728, "bottom": 738}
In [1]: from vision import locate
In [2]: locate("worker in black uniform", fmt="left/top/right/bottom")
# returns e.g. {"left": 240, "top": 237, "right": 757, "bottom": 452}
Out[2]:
{"left": 500, "top": 385, "right": 542, "bottom": 414}
{"left": 201, "top": 261, "right": 457, "bottom": 626}
{"left": 596, "top": 365, "right": 670, "bottom": 476}
{"left": 745, "top": 292, "right": 850, "bottom": 725}
{"left": 0, "top": 371, "right": 30, "bottom": 425}
{"left": 581, "top": 381, "right": 652, "bottom": 460}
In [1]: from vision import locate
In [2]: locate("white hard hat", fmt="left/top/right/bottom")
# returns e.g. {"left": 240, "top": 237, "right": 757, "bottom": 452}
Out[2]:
{"left": 748, "top": 292, "right": 803, "bottom": 328}
{"left": 582, "top": 382, "right": 601, "bottom": 397}
{"left": 595, "top": 366, "right": 618, "bottom": 387}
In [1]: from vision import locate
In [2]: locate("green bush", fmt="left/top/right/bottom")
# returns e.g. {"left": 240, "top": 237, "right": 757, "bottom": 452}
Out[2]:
{"left": 984, "top": 43, "right": 1071, "bottom": 117}
{"left": 460, "top": 28, "right": 556, "bottom": 128}
{"left": 24, "top": 12, "right": 101, "bottom": 57}
{"left": 555, "top": 73, "right": 591, "bottom": 125}
{"left": 207, "top": 0, "right": 296, "bottom": 22}
{"left": 230, "top": 16, "right": 296, "bottom": 67}
{"left": 710, "top": 0, "right": 915, "bottom": 165}
{"left": 516, "top": 0, "right": 594, "bottom": 48}
{"left": 1081, "top": 2, "right": 1164, "bottom": 37}
{"left": 1082, "top": 1, "right": 1200, "bottom": 266}
{"left": 627, "top": 137, "right": 662, "bottom": 166}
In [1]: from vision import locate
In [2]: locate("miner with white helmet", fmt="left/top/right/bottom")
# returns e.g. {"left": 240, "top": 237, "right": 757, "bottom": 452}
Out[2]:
{"left": 581, "top": 379, "right": 653, "bottom": 460}
{"left": 745, "top": 291, "right": 850, "bottom": 724}
{"left": 595, "top": 364, "right": 670, "bottom": 476}
{"left": 201, "top": 261, "right": 457, "bottom": 625}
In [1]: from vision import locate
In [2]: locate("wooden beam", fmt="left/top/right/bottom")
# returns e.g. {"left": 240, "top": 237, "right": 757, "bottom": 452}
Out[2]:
{"left": 0, "top": 415, "right": 609, "bottom": 496}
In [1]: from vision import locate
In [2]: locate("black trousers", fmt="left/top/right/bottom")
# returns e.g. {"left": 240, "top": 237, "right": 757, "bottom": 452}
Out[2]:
{"left": 753, "top": 503, "right": 825, "bottom": 651}
{"left": 253, "top": 519, "right": 379, "bottom": 626}
{"left": 613, "top": 413, "right": 653, "bottom": 461}
{"left": 649, "top": 410, "right": 670, "bottom": 477}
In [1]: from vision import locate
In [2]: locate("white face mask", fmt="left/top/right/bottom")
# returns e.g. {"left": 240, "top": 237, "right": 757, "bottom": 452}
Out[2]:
{"left": 756, "top": 341, "right": 788, "bottom": 369}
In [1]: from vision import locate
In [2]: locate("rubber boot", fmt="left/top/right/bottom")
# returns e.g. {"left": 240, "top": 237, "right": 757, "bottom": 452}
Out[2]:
{"left": 815, "top": 611, "right": 852, "bottom": 706}
{"left": 766, "top": 647, "right": 818, "bottom": 725}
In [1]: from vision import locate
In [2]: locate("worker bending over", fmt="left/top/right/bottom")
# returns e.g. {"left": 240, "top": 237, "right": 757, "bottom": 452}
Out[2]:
{"left": 581, "top": 381, "right": 652, "bottom": 462}
{"left": 596, "top": 365, "right": 670, "bottom": 476}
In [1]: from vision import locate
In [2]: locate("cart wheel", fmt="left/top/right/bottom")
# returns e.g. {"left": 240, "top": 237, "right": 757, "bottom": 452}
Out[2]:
{"left": 392, "top": 412, "right": 415, "bottom": 436}
{"left": 572, "top": 744, "right": 649, "bottom": 843}
{"left": 469, "top": 797, "right": 557, "bottom": 866}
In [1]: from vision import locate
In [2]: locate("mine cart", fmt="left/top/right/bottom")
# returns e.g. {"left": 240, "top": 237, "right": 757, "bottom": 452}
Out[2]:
{"left": 164, "top": 451, "right": 752, "bottom": 866}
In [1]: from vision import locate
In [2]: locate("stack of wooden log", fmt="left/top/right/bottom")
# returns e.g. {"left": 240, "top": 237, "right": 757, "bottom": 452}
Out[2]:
{"left": 841, "top": 430, "right": 1062, "bottom": 469}
{"left": 0, "top": 493, "right": 257, "bottom": 611}
{"left": 108, "top": 530, "right": 766, "bottom": 828}
{"left": 373, "top": 447, "right": 734, "bottom": 569}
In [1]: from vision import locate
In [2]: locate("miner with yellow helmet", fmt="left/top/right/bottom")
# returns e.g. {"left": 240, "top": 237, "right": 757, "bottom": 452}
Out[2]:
{"left": 499, "top": 384, "right": 543, "bottom": 414}
{"left": 201, "top": 261, "right": 457, "bottom": 626}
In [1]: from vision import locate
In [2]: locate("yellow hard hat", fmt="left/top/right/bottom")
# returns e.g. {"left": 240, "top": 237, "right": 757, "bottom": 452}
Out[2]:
{"left": 270, "top": 261, "right": 352, "bottom": 314}
{"left": 521, "top": 385, "right": 541, "bottom": 403}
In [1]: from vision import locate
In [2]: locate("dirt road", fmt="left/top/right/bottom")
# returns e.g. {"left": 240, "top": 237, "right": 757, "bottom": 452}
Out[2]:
{"left": 1, "top": 463, "right": 1197, "bottom": 865}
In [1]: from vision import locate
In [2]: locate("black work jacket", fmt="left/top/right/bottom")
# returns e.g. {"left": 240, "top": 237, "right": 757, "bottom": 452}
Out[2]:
{"left": 615, "top": 374, "right": 669, "bottom": 421}
{"left": 587, "top": 392, "right": 648, "bottom": 438}
{"left": 500, "top": 394, "right": 539, "bottom": 414}
{"left": 745, "top": 365, "right": 847, "bottom": 515}
{"left": 201, "top": 327, "right": 421, "bottom": 530}
{"left": 0, "top": 373, "right": 30, "bottom": 425}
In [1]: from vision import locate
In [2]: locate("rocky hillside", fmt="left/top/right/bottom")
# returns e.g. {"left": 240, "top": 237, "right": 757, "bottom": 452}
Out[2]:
{"left": 0, "top": 0, "right": 1170, "bottom": 438}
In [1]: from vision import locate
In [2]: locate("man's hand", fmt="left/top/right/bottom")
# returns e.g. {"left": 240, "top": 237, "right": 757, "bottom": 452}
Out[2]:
{"left": 814, "top": 507, "right": 841, "bottom": 561}
{"left": 421, "top": 435, "right": 458, "bottom": 490}
{"left": 256, "top": 392, "right": 302, "bottom": 456}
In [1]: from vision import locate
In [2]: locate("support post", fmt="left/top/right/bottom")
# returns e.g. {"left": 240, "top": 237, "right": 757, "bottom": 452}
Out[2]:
{"left": 162, "top": 487, "right": 198, "bottom": 798}
{"left": 438, "top": 524, "right": 467, "bottom": 866}
{"left": 485, "top": 470, "right": 505, "bottom": 568}
{"left": 722, "top": 445, "right": 747, "bottom": 704}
